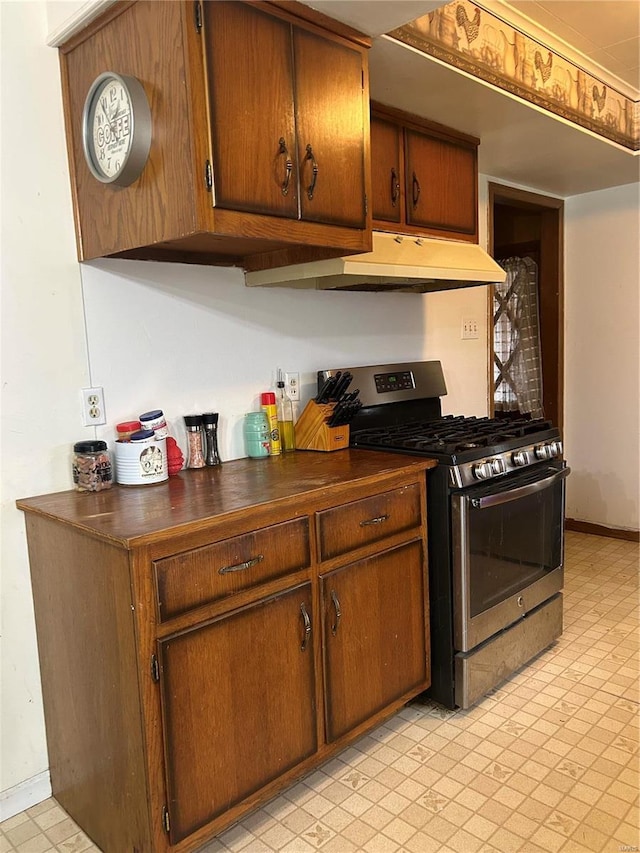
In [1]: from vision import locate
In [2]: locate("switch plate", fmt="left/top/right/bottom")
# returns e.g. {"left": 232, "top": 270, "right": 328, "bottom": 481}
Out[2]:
{"left": 284, "top": 372, "right": 300, "bottom": 401}
{"left": 81, "top": 387, "right": 106, "bottom": 426}
{"left": 462, "top": 317, "right": 479, "bottom": 340}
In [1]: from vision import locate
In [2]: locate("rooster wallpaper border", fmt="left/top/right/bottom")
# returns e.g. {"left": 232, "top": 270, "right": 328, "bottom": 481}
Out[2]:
{"left": 389, "top": 0, "right": 639, "bottom": 152}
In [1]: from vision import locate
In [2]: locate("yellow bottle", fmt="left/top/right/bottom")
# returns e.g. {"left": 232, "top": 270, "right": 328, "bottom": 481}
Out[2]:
{"left": 260, "top": 392, "right": 281, "bottom": 455}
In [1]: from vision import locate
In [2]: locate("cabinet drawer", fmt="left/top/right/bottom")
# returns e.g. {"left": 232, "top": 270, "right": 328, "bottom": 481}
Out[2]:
{"left": 317, "top": 483, "right": 422, "bottom": 561}
{"left": 154, "top": 518, "right": 311, "bottom": 620}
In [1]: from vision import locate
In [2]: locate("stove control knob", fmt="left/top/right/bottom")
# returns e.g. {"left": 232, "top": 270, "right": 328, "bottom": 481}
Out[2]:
{"left": 548, "top": 440, "right": 563, "bottom": 458}
{"left": 490, "top": 457, "right": 506, "bottom": 475}
{"left": 534, "top": 443, "right": 553, "bottom": 460}
{"left": 512, "top": 450, "right": 530, "bottom": 467}
{"left": 473, "top": 461, "right": 492, "bottom": 480}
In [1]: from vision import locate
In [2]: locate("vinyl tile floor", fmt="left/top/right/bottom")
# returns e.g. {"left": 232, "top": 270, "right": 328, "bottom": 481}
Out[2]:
{"left": 2, "top": 531, "right": 638, "bottom": 853}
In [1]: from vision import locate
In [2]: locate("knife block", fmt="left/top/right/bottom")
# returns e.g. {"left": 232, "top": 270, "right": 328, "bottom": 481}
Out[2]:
{"left": 294, "top": 400, "right": 350, "bottom": 452}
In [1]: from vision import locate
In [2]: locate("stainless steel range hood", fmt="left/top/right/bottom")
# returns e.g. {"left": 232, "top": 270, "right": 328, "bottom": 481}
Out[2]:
{"left": 245, "top": 232, "right": 506, "bottom": 293}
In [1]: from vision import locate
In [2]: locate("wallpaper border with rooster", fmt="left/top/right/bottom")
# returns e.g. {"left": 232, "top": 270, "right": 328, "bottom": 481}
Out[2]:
{"left": 389, "top": 0, "right": 639, "bottom": 152}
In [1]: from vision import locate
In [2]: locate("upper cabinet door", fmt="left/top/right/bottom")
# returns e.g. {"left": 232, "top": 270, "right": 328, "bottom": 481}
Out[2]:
{"left": 404, "top": 129, "right": 477, "bottom": 236}
{"left": 370, "top": 116, "right": 402, "bottom": 224}
{"left": 293, "top": 28, "right": 367, "bottom": 228}
{"left": 204, "top": 3, "right": 298, "bottom": 218}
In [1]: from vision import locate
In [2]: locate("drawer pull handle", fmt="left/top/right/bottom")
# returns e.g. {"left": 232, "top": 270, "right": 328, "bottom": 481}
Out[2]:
{"left": 330, "top": 590, "right": 341, "bottom": 636}
{"left": 359, "top": 514, "right": 389, "bottom": 527}
{"left": 218, "top": 554, "right": 264, "bottom": 575}
{"left": 300, "top": 603, "right": 312, "bottom": 652}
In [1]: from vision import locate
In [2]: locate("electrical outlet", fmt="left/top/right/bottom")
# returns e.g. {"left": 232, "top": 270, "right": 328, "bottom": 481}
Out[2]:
{"left": 284, "top": 372, "right": 300, "bottom": 401}
{"left": 462, "top": 317, "right": 479, "bottom": 340}
{"left": 81, "top": 387, "right": 106, "bottom": 426}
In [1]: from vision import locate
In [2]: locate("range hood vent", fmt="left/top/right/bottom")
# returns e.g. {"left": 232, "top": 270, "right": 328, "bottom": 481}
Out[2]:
{"left": 245, "top": 232, "right": 506, "bottom": 293}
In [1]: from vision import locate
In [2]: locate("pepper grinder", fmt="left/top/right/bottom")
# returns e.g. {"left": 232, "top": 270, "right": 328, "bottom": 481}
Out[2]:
{"left": 202, "top": 412, "right": 222, "bottom": 466}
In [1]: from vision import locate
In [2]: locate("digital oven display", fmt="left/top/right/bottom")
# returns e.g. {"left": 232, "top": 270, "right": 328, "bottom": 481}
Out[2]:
{"left": 374, "top": 370, "right": 415, "bottom": 393}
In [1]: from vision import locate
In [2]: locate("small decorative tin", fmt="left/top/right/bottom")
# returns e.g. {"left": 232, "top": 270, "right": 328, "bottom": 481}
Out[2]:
{"left": 114, "top": 437, "right": 168, "bottom": 485}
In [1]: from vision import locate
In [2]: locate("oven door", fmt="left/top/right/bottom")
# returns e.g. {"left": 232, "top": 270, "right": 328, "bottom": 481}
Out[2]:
{"left": 452, "top": 461, "right": 569, "bottom": 652}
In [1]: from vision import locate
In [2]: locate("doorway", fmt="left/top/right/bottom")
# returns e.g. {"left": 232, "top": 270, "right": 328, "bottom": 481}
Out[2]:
{"left": 488, "top": 184, "right": 564, "bottom": 430}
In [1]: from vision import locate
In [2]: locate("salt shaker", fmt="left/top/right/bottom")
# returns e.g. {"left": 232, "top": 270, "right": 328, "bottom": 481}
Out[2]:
{"left": 183, "top": 415, "right": 206, "bottom": 468}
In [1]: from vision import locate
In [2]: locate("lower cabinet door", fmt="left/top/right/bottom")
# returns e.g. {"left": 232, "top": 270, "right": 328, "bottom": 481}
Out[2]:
{"left": 322, "top": 540, "right": 429, "bottom": 742}
{"left": 158, "top": 583, "right": 317, "bottom": 844}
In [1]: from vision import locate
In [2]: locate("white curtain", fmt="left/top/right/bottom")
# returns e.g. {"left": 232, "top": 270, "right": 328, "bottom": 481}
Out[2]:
{"left": 494, "top": 257, "right": 544, "bottom": 418}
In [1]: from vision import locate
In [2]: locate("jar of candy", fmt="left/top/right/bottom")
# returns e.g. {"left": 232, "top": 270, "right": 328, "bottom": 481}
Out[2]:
{"left": 73, "top": 440, "right": 113, "bottom": 492}
{"left": 243, "top": 412, "right": 271, "bottom": 458}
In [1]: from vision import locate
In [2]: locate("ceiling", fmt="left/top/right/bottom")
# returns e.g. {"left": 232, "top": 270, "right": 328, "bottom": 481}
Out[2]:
{"left": 306, "top": 0, "right": 640, "bottom": 197}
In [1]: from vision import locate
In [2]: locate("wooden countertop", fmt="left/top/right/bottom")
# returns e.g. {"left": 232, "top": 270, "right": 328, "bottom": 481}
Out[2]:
{"left": 17, "top": 449, "right": 436, "bottom": 549}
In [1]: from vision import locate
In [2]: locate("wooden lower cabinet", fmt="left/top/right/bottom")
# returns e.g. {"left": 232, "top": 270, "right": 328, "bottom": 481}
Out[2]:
{"left": 17, "top": 452, "right": 435, "bottom": 852}
{"left": 322, "top": 540, "right": 429, "bottom": 742}
{"left": 159, "top": 584, "right": 317, "bottom": 845}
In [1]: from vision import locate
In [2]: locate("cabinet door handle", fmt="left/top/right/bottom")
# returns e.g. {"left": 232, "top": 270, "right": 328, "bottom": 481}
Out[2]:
{"left": 278, "top": 137, "right": 293, "bottom": 197}
{"left": 218, "top": 554, "right": 264, "bottom": 575}
{"left": 330, "top": 590, "right": 341, "bottom": 636}
{"left": 300, "top": 602, "right": 312, "bottom": 651}
{"left": 359, "top": 513, "right": 389, "bottom": 527}
{"left": 412, "top": 172, "right": 421, "bottom": 208}
{"left": 304, "top": 144, "right": 319, "bottom": 200}
{"left": 391, "top": 167, "right": 400, "bottom": 207}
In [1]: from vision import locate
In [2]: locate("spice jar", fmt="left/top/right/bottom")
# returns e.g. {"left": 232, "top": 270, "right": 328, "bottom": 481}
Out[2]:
{"left": 73, "top": 440, "right": 113, "bottom": 492}
{"left": 243, "top": 412, "right": 271, "bottom": 458}
{"left": 139, "top": 409, "right": 168, "bottom": 439}
{"left": 183, "top": 415, "right": 206, "bottom": 468}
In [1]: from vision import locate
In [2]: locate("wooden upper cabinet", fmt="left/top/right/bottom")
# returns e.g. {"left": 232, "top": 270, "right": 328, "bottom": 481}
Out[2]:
{"left": 158, "top": 583, "right": 317, "bottom": 845}
{"left": 293, "top": 28, "right": 367, "bottom": 227}
{"left": 405, "top": 129, "right": 477, "bottom": 236}
{"left": 370, "top": 102, "right": 479, "bottom": 243}
{"left": 204, "top": 3, "right": 298, "bottom": 219}
{"left": 59, "top": 1, "right": 372, "bottom": 269}
{"left": 370, "top": 117, "right": 402, "bottom": 224}
{"left": 205, "top": 3, "right": 367, "bottom": 229}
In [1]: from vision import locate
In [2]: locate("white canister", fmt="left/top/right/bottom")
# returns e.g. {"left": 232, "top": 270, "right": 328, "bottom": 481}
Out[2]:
{"left": 114, "top": 437, "right": 168, "bottom": 485}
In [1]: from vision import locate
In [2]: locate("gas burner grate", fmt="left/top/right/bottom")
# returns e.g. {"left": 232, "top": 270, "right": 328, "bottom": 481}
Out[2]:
{"left": 352, "top": 416, "right": 555, "bottom": 456}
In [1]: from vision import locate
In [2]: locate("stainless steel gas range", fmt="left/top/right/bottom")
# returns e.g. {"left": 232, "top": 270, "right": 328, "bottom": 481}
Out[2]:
{"left": 318, "top": 360, "right": 570, "bottom": 710}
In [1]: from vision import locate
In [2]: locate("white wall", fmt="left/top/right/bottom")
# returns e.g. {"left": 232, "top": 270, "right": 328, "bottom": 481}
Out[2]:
{"left": 0, "top": 0, "right": 488, "bottom": 815}
{"left": 80, "top": 259, "right": 489, "bottom": 462}
{"left": 0, "top": 0, "right": 89, "bottom": 814}
{"left": 564, "top": 183, "right": 640, "bottom": 531}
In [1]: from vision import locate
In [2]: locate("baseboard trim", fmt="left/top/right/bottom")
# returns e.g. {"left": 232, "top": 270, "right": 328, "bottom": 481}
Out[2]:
{"left": 0, "top": 771, "right": 52, "bottom": 822}
{"left": 565, "top": 518, "right": 640, "bottom": 542}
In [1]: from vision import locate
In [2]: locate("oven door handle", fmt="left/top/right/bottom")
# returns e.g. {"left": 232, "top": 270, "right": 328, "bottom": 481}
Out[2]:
{"left": 471, "top": 467, "right": 570, "bottom": 509}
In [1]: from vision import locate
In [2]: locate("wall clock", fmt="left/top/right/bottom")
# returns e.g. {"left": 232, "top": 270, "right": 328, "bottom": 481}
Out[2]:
{"left": 82, "top": 72, "right": 152, "bottom": 187}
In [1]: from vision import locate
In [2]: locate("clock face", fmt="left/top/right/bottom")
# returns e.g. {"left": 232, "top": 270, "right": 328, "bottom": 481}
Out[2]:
{"left": 90, "top": 77, "right": 133, "bottom": 179}
{"left": 82, "top": 72, "right": 152, "bottom": 187}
